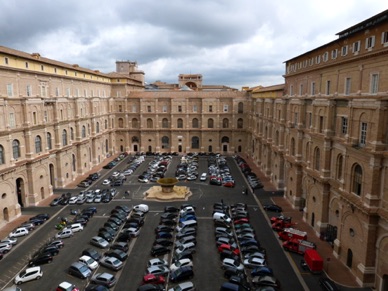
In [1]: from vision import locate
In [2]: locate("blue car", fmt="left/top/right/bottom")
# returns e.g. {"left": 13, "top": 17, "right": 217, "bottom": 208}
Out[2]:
{"left": 179, "top": 215, "right": 197, "bottom": 223}
{"left": 251, "top": 266, "right": 273, "bottom": 277}
{"left": 156, "top": 232, "right": 173, "bottom": 239}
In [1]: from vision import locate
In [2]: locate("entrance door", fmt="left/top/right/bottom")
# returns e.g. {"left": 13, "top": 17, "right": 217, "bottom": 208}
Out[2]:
{"left": 347, "top": 249, "right": 353, "bottom": 268}
{"left": 178, "top": 145, "right": 182, "bottom": 153}
{"left": 16, "top": 178, "right": 24, "bottom": 207}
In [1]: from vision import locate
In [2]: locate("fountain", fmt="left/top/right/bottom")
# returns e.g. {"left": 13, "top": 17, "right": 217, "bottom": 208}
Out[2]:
{"left": 144, "top": 177, "right": 191, "bottom": 201}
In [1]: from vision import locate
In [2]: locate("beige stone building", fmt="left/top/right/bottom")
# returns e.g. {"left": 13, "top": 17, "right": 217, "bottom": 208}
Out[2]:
{"left": 246, "top": 9, "right": 388, "bottom": 289}
{"left": 0, "top": 8, "right": 388, "bottom": 289}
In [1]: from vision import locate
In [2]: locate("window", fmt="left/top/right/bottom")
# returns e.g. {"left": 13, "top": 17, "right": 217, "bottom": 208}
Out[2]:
{"left": 35, "top": 136, "right": 42, "bottom": 153}
{"left": 47, "top": 132, "right": 52, "bottom": 150}
{"left": 337, "top": 155, "right": 344, "bottom": 180}
{"left": 223, "top": 118, "right": 229, "bottom": 128}
{"left": 341, "top": 45, "right": 348, "bottom": 56}
{"left": 70, "top": 127, "right": 74, "bottom": 140}
{"left": 345, "top": 78, "right": 351, "bottom": 95}
{"left": 55, "top": 87, "right": 60, "bottom": 97}
{"left": 382, "top": 31, "right": 388, "bottom": 46}
{"left": 314, "top": 147, "right": 320, "bottom": 170}
{"left": 237, "top": 118, "right": 243, "bottom": 129}
{"left": 294, "top": 112, "right": 298, "bottom": 126}
{"left": 319, "top": 116, "right": 324, "bottom": 133}
{"left": 12, "top": 140, "right": 20, "bottom": 159}
{"left": 311, "top": 82, "right": 316, "bottom": 95}
{"left": 26, "top": 85, "right": 32, "bottom": 97}
{"left": 352, "top": 164, "right": 363, "bottom": 196}
{"left": 82, "top": 126, "right": 86, "bottom": 138}
{"left": 162, "top": 105, "right": 167, "bottom": 113}
{"left": 191, "top": 136, "right": 199, "bottom": 149}
{"left": 9, "top": 113, "right": 15, "bottom": 128}
{"left": 132, "top": 105, "right": 137, "bottom": 113}
{"left": 4, "top": 57, "right": 8, "bottom": 65}
{"left": 178, "top": 105, "right": 182, "bottom": 112}
{"left": 238, "top": 102, "right": 243, "bottom": 113}
{"left": 341, "top": 117, "right": 348, "bottom": 135}
{"left": 161, "top": 136, "right": 169, "bottom": 149}
{"left": 326, "top": 80, "right": 331, "bottom": 95}
{"left": 0, "top": 145, "right": 4, "bottom": 164}
{"left": 162, "top": 118, "right": 169, "bottom": 128}
{"left": 360, "top": 122, "right": 367, "bottom": 147}
{"left": 177, "top": 118, "right": 183, "bottom": 128}
{"left": 96, "top": 122, "right": 99, "bottom": 133}
{"left": 365, "top": 36, "right": 375, "bottom": 49}
{"left": 192, "top": 118, "right": 199, "bottom": 128}
{"left": 290, "top": 138, "right": 295, "bottom": 156}
{"left": 352, "top": 41, "right": 361, "bottom": 53}
{"left": 315, "top": 55, "right": 321, "bottom": 64}
{"left": 323, "top": 52, "right": 329, "bottom": 62}
{"left": 41, "top": 65, "right": 44, "bottom": 71}
{"left": 208, "top": 105, "right": 213, "bottom": 112}
{"left": 7, "top": 84, "right": 13, "bottom": 97}
{"left": 331, "top": 49, "right": 338, "bottom": 59}
{"left": 370, "top": 73, "right": 379, "bottom": 94}
{"left": 193, "top": 105, "right": 197, "bottom": 112}
{"left": 118, "top": 105, "right": 122, "bottom": 112}
{"left": 33, "top": 112, "right": 37, "bottom": 125}
{"left": 223, "top": 105, "right": 228, "bottom": 112}
{"left": 308, "top": 112, "right": 312, "bottom": 128}
{"left": 25, "top": 62, "right": 29, "bottom": 69}
{"left": 132, "top": 118, "right": 138, "bottom": 129}
{"left": 299, "top": 84, "right": 303, "bottom": 95}
{"left": 66, "top": 88, "right": 70, "bottom": 97}
{"left": 118, "top": 118, "right": 124, "bottom": 128}
{"left": 62, "top": 130, "right": 67, "bottom": 146}
{"left": 147, "top": 118, "right": 153, "bottom": 128}
{"left": 105, "top": 120, "right": 108, "bottom": 129}
{"left": 208, "top": 118, "right": 214, "bottom": 128}
{"left": 289, "top": 85, "right": 294, "bottom": 96}
{"left": 147, "top": 105, "right": 151, "bottom": 112}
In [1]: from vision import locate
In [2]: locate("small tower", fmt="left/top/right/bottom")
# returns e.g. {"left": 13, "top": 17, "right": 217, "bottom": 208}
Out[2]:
{"left": 178, "top": 74, "right": 203, "bottom": 90}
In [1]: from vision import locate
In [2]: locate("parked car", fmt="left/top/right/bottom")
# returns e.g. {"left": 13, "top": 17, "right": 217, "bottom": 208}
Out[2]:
{"left": 170, "top": 258, "right": 193, "bottom": 271}
{"left": 82, "top": 248, "right": 102, "bottom": 261}
{"left": 68, "top": 262, "right": 92, "bottom": 279}
{"left": 151, "top": 245, "right": 171, "bottom": 257}
{"left": 90, "top": 272, "right": 117, "bottom": 288}
{"left": 56, "top": 281, "right": 80, "bottom": 291}
{"left": 167, "top": 281, "right": 195, "bottom": 291}
{"left": 222, "top": 258, "right": 244, "bottom": 271}
{"left": 142, "top": 274, "right": 166, "bottom": 285}
{"left": 79, "top": 255, "right": 99, "bottom": 270}
{"left": 14, "top": 266, "right": 43, "bottom": 285}
{"left": 28, "top": 253, "right": 53, "bottom": 266}
{"left": 9, "top": 227, "right": 29, "bottom": 238}
{"left": 147, "top": 258, "right": 168, "bottom": 268}
{"left": 99, "top": 256, "right": 123, "bottom": 271}
{"left": 55, "top": 228, "right": 73, "bottom": 239}
{"left": 1, "top": 237, "right": 17, "bottom": 246}
{"left": 110, "top": 242, "right": 129, "bottom": 253}
{"left": 169, "top": 266, "right": 194, "bottom": 283}
{"left": 146, "top": 265, "right": 170, "bottom": 277}
{"left": 319, "top": 277, "right": 340, "bottom": 291}
{"left": 262, "top": 204, "right": 283, "bottom": 212}
{"left": 104, "top": 249, "right": 128, "bottom": 261}
{"left": 90, "top": 236, "right": 109, "bottom": 248}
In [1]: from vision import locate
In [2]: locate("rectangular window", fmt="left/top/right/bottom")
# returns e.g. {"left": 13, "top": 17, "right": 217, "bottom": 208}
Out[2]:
{"left": 193, "top": 105, "right": 197, "bottom": 112}
{"left": 308, "top": 112, "right": 312, "bottom": 128}
{"left": 9, "top": 113, "right": 15, "bottom": 128}
{"left": 341, "top": 117, "right": 348, "bottom": 134}
{"left": 299, "top": 84, "right": 303, "bottom": 95}
{"left": 54, "top": 68, "right": 57, "bottom": 73}
{"left": 41, "top": 65, "right": 44, "bottom": 71}
{"left": 33, "top": 112, "right": 37, "bottom": 124}
{"left": 132, "top": 105, "right": 137, "bottom": 113}
{"left": 360, "top": 122, "right": 367, "bottom": 146}
{"left": 294, "top": 112, "right": 298, "bottom": 126}
{"left": 25, "top": 62, "right": 29, "bottom": 68}
{"left": 55, "top": 87, "right": 60, "bottom": 97}
{"left": 7, "top": 84, "right": 13, "bottom": 97}
{"left": 4, "top": 57, "right": 8, "bottom": 65}
{"left": 84, "top": 89, "right": 87, "bottom": 97}
{"left": 326, "top": 80, "right": 331, "bottom": 95}
{"left": 118, "top": 105, "right": 122, "bottom": 112}
{"left": 66, "top": 88, "right": 70, "bottom": 97}
{"left": 382, "top": 31, "right": 388, "bottom": 46}
{"left": 331, "top": 49, "right": 338, "bottom": 59}
{"left": 40, "top": 82, "right": 47, "bottom": 97}
{"left": 178, "top": 105, "right": 182, "bottom": 112}
{"left": 345, "top": 78, "right": 351, "bottom": 95}
{"left": 370, "top": 73, "right": 379, "bottom": 93}
{"left": 162, "top": 105, "right": 167, "bottom": 113}
{"left": 147, "top": 105, "right": 151, "bottom": 112}
{"left": 26, "top": 85, "right": 32, "bottom": 97}
{"left": 341, "top": 45, "right": 348, "bottom": 56}
{"left": 289, "top": 85, "right": 294, "bottom": 96}
{"left": 44, "top": 111, "right": 48, "bottom": 122}
{"left": 353, "top": 41, "right": 361, "bottom": 53}
{"left": 365, "top": 36, "right": 375, "bottom": 49}
{"left": 311, "top": 82, "right": 316, "bottom": 95}
{"left": 209, "top": 105, "right": 213, "bottom": 112}
{"left": 223, "top": 105, "right": 228, "bottom": 112}
{"left": 319, "top": 116, "right": 324, "bottom": 133}
{"left": 315, "top": 55, "right": 321, "bottom": 64}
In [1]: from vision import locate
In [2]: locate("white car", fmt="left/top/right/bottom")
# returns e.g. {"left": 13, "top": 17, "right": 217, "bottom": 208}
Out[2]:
{"left": 147, "top": 258, "right": 168, "bottom": 268}
{"left": 55, "top": 228, "right": 73, "bottom": 239}
{"left": 170, "top": 258, "right": 193, "bottom": 271}
{"left": 9, "top": 227, "right": 29, "bottom": 238}
{"left": 200, "top": 173, "right": 207, "bottom": 181}
{"left": 123, "top": 227, "right": 140, "bottom": 237}
{"left": 243, "top": 256, "right": 267, "bottom": 268}
{"left": 102, "top": 179, "right": 111, "bottom": 185}
{"left": 79, "top": 255, "right": 99, "bottom": 270}
{"left": 69, "top": 196, "right": 78, "bottom": 204}
{"left": 133, "top": 204, "right": 149, "bottom": 213}
{"left": 222, "top": 258, "right": 244, "bottom": 271}
{"left": 14, "top": 266, "right": 43, "bottom": 284}
{"left": 1, "top": 237, "right": 17, "bottom": 246}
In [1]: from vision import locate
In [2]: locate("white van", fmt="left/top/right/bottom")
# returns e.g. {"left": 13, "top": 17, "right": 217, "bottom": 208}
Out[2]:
{"left": 55, "top": 228, "right": 73, "bottom": 239}
{"left": 67, "top": 223, "right": 83, "bottom": 233}
{"left": 176, "top": 220, "right": 197, "bottom": 232}
{"left": 213, "top": 212, "right": 232, "bottom": 225}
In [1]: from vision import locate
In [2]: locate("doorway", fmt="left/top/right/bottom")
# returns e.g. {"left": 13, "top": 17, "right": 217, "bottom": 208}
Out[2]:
{"left": 346, "top": 249, "right": 353, "bottom": 268}
{"left": 16, "top": 178, "right": 25, "bottom": 207}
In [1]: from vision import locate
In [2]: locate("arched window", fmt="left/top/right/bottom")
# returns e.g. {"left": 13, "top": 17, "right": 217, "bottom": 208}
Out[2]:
{"left": 47, "top": 132, "right": 52, "bottom": 150}
{"left": 237, "top": 118, "right": 243, "bottom": 128}
{"left": 352, "top": 164, "right": 363, "bottom": 196}
{"left": 35, "top": 135, "right": 42, "bottom": 153}
{"left": 290, "top": 138, "right": 295, "bottom": 156}
{"left": 208, "top": 118, "right": 214, "bottom": 128}
{"left": 82, "top": 126, "right": 86, "bottom": 138}
{"left": 132, "top": 118, "right": 138, "bottom": 129}
{"left": 221, "top": 136, "right": 229, "bottom": 143}
{"left": 105, "top": 139, "right": 109, "bottom": 152}
{"left": 192, "top": 118, "right": 199, "bottom": 128}
{"left": 147, "top": 118, "right": 153, "bottom": 128}
{"left": 96, "top": 122, "right": 100, "bottom": 133}
{"left": 161, "top": 136, "right": 169, "bottom": 149}
{"left": 62, "top": 129, "right": 67, "bottom": 146}
{"left": 162, "top": 118, "right": 169, "bottom": 128}
{"left": 223, "top": 118, "right": 229, "bottom": 128}
{"left": 337, "top": 155, "right": 344, "bottom": 180}
{"left": 105, "top": 119, "right": 108, "bottom": 129}
{"left": 192, "top": 136, "right": 199, "bottom": 149}
{"left": 118, "top": 118, "right": 124, "bottom": 128}
{"left": 132, "top": 136, "right": 139, "bottom": 142}
{"left": 70, "top": 127, "right": 74, "bottom": 140}
{"left": 177, "top": 118, "right": 183, "bottom": 128}
{"left": 12, "top": 139, "right": 20, "bottom": 159}
{"left": 238, "top": 102, "right": 244, "bottom": 113}
{"left": 0, "top": 145, "right": 4, "bottom": 164}
{"left": 314, "top": 147, "right": 320, "bottom": 170}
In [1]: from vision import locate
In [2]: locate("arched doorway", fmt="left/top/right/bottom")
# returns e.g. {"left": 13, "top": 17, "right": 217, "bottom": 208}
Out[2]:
{"left": 208, "top": 145, "right": 213, "bottom": 153}
{"left": 49, "top": 163, "right": 55, "bottom": 187}
{"left": 347, "top": 249, "right": 353, "bottom": 268}
{"left": 120, "top": 145, "right": 124, "bottom": 152}
{"left": 3, "top": 208, "right": 9, "bottom": 221}
{"left": 238, "top": 145, "right": 242, "bottom": 152}
{"left": 382, "top": 274, "right": 388, "bottom": 291}
{"left": 311, "top": 212, "right": 315, "bottom": 227}
{"left": 221, "top": 136, "right": 229, "bottom": 153}
{"left": 16, "top": 178, "right": 25, "bottom": 207}
{"left": 40, "top": 187, "right": 44, "bottom": 200}
{"left": 178, "top": 145, "right": 182, "bottom": 153}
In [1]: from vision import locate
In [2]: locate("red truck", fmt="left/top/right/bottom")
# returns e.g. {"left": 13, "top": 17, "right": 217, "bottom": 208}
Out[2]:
{"left": 272, "top": 219, "right": 295, "bottom": 232}
{"left": 302, "top": 249, "right": 323, "bottom": 273}
{"left": 278, "top": 228, "right": 307, "bottom": 241}
{"left": 282, "top": 238, "right": 316, "bottom": 254}
{"left": 270, "top": 215, "right": 291, "bottom": 224}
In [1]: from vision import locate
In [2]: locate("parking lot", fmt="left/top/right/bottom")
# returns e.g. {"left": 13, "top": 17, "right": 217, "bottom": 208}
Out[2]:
{"left": 0, "top": 154, "right": 307, "bottom": 291}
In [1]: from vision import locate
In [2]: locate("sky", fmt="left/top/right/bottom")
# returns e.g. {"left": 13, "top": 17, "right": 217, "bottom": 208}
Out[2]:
{"left": 0, "top": 1, "right": 387, "bottom": 89}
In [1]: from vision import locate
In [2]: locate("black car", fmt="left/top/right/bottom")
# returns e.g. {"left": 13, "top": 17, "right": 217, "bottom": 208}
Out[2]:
{"left": 155, "top": 225, "right": 174, "bottom": 233}
{"left": 72, "top": 217, "right": 88, "bottom": 226}
{"left": 172, "top": 250, "right": 194, "bottom": 263}
{"left": 28, "top": 217, "right": 45, "bottom": 226}
{"left": 111, "top": 212, "right": 127, "bottom": 222}
{"left": 107, "top": 217, "right": 123, "bottom": 226}
{"left": 137, "top": 284, "right": 165, "bottom": 291}
{"left": 98, "top": 231, "right": 114, "bottom": 242}
{"left": 150, "top": 245, "right": 171, "bottom": 257}
{"left": 169, "top": 266, "right": 194, "bottom": 283}
{"left": 115, "top": 205, "right": 130, "bottom": 214}
{"left": 85, "top": 284, "right": 109, "bottom": 291}
{"left": 99, "top": 227, "right": 117, "bottom": 237}
{"left": 110, "top": 242, "right": 129, "bottom": 253}
{"left": 159, "top": 219, "right": 176, "bottom": 226}
{"left": 104, "top": 221, "right": 119, "bottom": 231}
{"left": 127, "top": 217, "right": 144, "bottom": 226}
{"left": 164, "top": 206, "right": 180, "bottom": 213}
{"left": 36, "top": 245, "right": 59, "bottom": 256}
{"left": 82, "top": 248, "right": 102, "bottom": 261}
{"left": 116, "top": 232, "right": 132, "bottom": 243}
{"left": 319, "top": 277, "right": 340, "bottom": 291}
{"left": 224, "top": 267, "right": 247, "bottom": 280}
{"left": 262, "top": 204, "right": 282, "bottom": 212}
{"left": 153, "top": 238, "right": 173, "bottom": 247}
{"left": 104, "top": 249, "right": 128, "bottom": 261}
{"left": 34, "top": 213, "right": 50, "bottom": 221}
{"left": 29, "top": 253, "right": 53, "bottom": 266}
